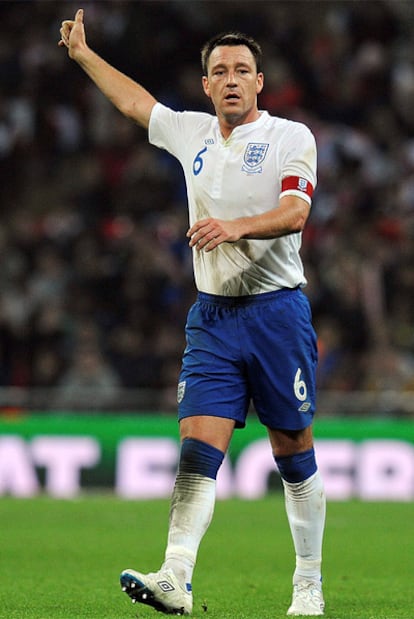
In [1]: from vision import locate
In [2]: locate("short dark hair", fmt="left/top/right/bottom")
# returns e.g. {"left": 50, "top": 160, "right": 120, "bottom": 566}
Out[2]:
{"left": 201, "top": 32, "right": 262, "bottom": 75}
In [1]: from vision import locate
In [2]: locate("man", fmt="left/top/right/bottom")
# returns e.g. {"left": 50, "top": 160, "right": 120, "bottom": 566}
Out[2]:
{"left": 59, "top": 9, "right": 326, "bottom": 617}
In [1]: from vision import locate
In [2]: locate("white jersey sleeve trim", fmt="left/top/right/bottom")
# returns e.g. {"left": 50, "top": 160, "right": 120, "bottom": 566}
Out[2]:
{"left": 279, "top": 189, "right": 312, "bottom": 205}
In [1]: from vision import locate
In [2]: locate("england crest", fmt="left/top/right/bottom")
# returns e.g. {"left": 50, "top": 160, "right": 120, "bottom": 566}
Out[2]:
{"left": 177, "top": 380, "right": 186, "bottom": 403}
{"left": 242, "top": 142, "right": 269, "bottom": 174}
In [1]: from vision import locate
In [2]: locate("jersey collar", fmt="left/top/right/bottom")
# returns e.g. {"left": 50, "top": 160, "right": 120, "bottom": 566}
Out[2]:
{"left": 218, "top": 111, "right": 269, "bottom": 143}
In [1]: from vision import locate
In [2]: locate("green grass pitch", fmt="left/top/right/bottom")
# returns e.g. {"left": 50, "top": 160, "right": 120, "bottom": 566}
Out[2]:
{"left": 0, "top": 496, "right": 412, "bottom": 618}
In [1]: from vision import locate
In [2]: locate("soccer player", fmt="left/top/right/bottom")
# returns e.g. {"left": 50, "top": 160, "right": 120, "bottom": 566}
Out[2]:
{"left": 59, "top": 9, "right": 326, "bottom": 617}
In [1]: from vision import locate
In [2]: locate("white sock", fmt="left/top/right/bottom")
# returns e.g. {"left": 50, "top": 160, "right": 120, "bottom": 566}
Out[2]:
{"left": 282, "top": 470, "right": 326, "bottom": 585}
{"left": 162, "top": 472, "right": 216, "bottom": 587}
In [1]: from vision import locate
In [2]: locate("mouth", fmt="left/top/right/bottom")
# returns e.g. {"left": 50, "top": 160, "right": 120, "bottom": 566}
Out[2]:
{"left": 224, "top": 92, "right": 240, "bottom": 102}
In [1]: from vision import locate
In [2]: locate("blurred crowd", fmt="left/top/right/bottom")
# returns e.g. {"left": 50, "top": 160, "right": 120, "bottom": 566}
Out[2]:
{"left": 1, "top": 0, "right": 414, "bottom": 412}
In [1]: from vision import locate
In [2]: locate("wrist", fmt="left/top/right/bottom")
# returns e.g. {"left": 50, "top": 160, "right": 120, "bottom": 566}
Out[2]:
{"left": 70, "top": 41, "right": 90, "bottom": 63}
{"left": 236, "top": 216, "right": 253, "bottom": 239}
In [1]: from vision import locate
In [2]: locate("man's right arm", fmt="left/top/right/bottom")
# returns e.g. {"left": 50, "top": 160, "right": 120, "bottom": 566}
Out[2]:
{"left": 59, "top": 9, "right": 157, "bottom": 130}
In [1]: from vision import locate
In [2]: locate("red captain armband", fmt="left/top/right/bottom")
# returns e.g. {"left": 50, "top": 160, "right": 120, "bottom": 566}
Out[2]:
{"left": 281, "top": 176, "right": 314, "bottom": 199}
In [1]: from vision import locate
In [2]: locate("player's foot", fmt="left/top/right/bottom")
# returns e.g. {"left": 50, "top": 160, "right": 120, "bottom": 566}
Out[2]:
{"left": 287, "top": 580, "right": 324, "bottom": 616}
{"left": 120, "top": 567, "right": 192, "bottom": 615}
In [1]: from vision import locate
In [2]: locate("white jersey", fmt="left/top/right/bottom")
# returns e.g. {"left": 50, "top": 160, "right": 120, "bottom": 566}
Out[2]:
{"left": 149, "top": 103, "right": 317, "bottom": 296}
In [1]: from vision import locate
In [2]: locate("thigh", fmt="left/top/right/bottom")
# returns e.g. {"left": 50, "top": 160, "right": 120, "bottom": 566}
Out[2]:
{"left": 179, "top": 415, "right": 236, "bottom": 453}
{"left": 245, "top": 289, "right": 318, "bottom": 430}
{"left": 177, "top": 300, "right": 249, "bottom": 428}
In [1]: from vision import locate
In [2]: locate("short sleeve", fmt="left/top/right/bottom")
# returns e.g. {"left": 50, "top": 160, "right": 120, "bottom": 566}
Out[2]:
{"left": 279, "top": 123, "right": 317, "bottom": 204}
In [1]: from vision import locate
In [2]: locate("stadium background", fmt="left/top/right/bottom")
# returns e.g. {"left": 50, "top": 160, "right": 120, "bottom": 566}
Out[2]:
{"left": 1, "top": 0, "right": 414, "bottom": 500}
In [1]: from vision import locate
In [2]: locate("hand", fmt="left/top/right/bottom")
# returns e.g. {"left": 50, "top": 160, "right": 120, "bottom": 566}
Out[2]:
{"left": 58, "top": 8, "right": 86, "bottom": 58}
{"left": 187, "top": 217, "right": 244, "bottom": 252}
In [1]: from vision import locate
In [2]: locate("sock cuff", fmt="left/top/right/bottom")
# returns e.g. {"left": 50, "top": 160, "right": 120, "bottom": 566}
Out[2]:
{"left": 275, "top": 447, "right": 317, "bottom": 483}
{"left": 179, "top": 438, "right": 224, "bottom": 479}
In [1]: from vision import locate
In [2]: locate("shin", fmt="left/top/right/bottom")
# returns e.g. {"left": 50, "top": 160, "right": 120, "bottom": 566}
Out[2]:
{"left": 163, "top": 438, "right": 224, "bottom": 589}
{"left": 275, "top": 449, "right": 326, "bottom": 584}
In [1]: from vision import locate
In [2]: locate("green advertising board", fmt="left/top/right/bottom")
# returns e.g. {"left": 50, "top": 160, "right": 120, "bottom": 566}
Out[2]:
{"left": 0, "top": 413, "right": 413, "bottom": 500}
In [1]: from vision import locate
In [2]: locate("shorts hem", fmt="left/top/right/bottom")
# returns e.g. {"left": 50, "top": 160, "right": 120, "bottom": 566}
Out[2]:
{"left": 178, "top": 409, "right": 246, "bottom": 429}
{"left": 264, "top": 415, "right": 314, "bottom": 432}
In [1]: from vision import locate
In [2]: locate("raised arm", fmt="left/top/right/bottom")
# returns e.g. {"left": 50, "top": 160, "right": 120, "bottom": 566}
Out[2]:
{"left": 59, "top": 9, "right": 157, "bottom": 129}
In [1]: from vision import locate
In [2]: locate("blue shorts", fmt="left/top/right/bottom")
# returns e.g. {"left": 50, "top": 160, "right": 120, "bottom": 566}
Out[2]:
{"left": 177, "top": 288, "right": 318, "bottom": 431}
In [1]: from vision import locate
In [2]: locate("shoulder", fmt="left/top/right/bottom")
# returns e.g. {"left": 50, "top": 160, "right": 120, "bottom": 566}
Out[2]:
{"left": 151, "top": 102, "right": 215, "bottom": 127}
{"left": 149, "top": 103, "right": 217, "bottom": 155}
{"left": 262, "top": 112, "right": 315, "bottom": 140}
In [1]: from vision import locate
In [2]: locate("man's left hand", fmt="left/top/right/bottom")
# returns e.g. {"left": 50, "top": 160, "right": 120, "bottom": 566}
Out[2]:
{"left": 187, "top": 218, "right": 243, "bottom": 252}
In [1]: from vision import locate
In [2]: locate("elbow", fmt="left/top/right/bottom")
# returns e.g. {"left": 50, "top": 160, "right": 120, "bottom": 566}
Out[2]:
{"left": 120, "top": 100, "right": 138, "bottom": 121}
{"left": 279, "top": 197, "right": 310, "bottom": 235}
{"left": 293, "top": 202, "right": 311, "bottom": 233}
{"left": 111, "top": 98, "right": 141, "bottom": 124}
{"left": 291, "top": 213, "right": 308, "bottom": 234}
{"left": 124, "top": 100, "right": 152, "bottom": 129}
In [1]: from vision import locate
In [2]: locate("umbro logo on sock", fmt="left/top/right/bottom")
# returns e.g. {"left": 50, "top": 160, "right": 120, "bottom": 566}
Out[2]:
{"left": 157, "top": 580, "right": 175, "bottom": 592}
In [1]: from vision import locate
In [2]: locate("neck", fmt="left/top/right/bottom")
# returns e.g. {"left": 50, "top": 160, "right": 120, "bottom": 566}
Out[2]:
{"left": 219, "top": 109, "right": 261, "bottom": 139}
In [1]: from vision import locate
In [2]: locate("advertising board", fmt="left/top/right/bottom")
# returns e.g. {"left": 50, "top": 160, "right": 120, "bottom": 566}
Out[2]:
{"left": 1, "top": 414, "right": 413, "bottom": 500}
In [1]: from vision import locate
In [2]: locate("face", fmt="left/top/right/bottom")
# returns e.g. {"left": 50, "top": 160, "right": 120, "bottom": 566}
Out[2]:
{"left": 202, "top": 45, "right": 264, "bottom": 132}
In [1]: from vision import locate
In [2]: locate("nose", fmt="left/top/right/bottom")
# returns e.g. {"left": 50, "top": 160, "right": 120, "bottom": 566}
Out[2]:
{"left": 226, "top": 70, "right": 237, "bottom": 86}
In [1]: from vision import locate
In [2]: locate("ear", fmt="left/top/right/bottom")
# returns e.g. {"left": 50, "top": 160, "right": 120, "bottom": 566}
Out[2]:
{"left": 202, "top": 76, "right": 211, "bottom": 98}
{"left": 256, "top": 72, "right": 264, "bottom": 95}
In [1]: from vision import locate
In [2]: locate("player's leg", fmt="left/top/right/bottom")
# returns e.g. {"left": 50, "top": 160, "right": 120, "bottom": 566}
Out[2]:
{"left": 121, "top": 416, "right": 234, "bottom": 615}
{"left": 163, "top": 294, "right": 245, "bottom": 591}
{"left": 245, "top": 289, "right": 325, "bottom": 615}
{"left": 162, "top": 415, "right": 235, "bottom": 590}
{"left": 121, "top": 293, "right": 246, "bottom": 614}
{"left": 268, "top": 425, "right": 325, "bottom": 616}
